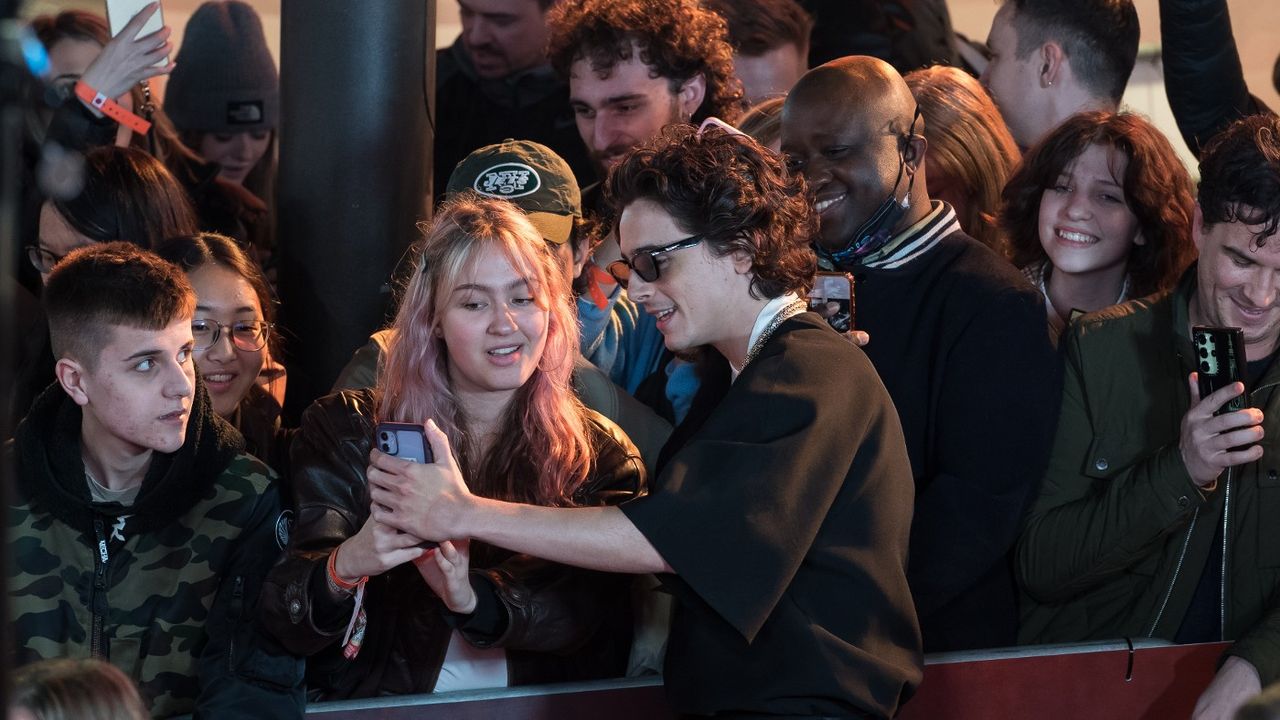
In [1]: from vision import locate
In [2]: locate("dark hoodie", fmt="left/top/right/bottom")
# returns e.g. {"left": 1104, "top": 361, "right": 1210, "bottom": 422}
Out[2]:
{"left": 8, "top": 380, "right": 303, "bottom": 719}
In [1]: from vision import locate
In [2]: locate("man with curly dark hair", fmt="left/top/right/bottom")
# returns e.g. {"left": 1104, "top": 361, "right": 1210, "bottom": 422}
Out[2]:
{"left": 547, "top": 0, "right": 743, "bottom": 182}
{"left": 547, "top": 0, "right": 745, "bottom": 426}
{"left": 782, "top": 56, "right": 1060, "bottom": 654}
{"left": 367, "top": 126, "right": 924, "bottom": 718}
{"left": 1018, "top": 113, "right": 1280, "bottom": 720}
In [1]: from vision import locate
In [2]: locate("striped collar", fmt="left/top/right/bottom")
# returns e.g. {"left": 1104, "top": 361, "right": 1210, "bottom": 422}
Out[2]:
{"left": 819, "top": 201, "right": 960, "bottom": 271}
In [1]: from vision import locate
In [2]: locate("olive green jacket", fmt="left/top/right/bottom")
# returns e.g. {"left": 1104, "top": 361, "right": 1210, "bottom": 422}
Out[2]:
{"left": 1017, "top": 269, "right": 1280, "bottom": 684}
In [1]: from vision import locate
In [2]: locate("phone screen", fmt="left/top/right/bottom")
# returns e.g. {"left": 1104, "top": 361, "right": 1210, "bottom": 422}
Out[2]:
{"left": 809, "top": 272, "right": 855, "bottom": 333}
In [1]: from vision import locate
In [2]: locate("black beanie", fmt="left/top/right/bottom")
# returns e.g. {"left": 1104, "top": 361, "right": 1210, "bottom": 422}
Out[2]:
{"left": 164, "top": 1, "right": 278, "bottom": 133}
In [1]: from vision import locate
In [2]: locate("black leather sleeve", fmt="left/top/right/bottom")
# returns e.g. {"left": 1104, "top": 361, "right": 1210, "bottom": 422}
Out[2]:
{"left": 258, "top": 390, "right": 377, "bottom": 656}
{"left": 460, "top": 413, "right": 647, "bottom": 653}
{"left": 1159, "top": 0, "right": 1273, "bottom": 158}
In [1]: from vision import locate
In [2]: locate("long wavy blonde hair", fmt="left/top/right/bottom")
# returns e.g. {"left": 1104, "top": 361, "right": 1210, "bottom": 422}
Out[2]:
{"left": 378, "top": 194, "right": 592, "bottom": 506}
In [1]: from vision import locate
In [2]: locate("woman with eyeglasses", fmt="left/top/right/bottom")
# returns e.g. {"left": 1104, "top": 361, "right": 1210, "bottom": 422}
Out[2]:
{"left": 259, "top": 193, "right": 644, "bottom": 699}
{"left": 10, "top": 145, "right": 198, "bottom": 430}
{"left": 154, "top": 233, "right": 289, "bottom": 477}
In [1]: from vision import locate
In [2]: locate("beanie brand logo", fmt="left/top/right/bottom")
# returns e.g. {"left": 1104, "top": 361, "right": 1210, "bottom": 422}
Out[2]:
{"left": 226, "top": 101, "right": 265, "bottom": 125}
{"left": 474, "top": 163, "right": 541, "bottom": 199}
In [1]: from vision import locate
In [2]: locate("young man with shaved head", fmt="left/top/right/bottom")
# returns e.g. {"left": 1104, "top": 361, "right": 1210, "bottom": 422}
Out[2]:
{"left": 980, "top": 0, "right": 1139, "bottom": 149}
{"left": 782, "top": 55, "right": 1061, "bottom": 653}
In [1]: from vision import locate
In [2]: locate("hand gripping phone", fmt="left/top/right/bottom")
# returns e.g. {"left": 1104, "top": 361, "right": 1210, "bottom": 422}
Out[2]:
{"left": 374, "top": 422, "right": 437, "bottom": 548}
{"left": 105, "top": 0, "right": 168, "bottom": 66}
{"left": 1192, "top": 326, "right": 1248, "bottom": 415}
{"left": 808, "top": 271, "right": 856, "bottom": 333}
{"left": 375, "top": 422, "right": 434, "bottom": 464}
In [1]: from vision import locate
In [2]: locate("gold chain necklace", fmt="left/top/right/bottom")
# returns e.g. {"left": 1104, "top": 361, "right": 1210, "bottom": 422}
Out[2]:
{"left": 742, "top": 299, "right": 809, "bottom": 370}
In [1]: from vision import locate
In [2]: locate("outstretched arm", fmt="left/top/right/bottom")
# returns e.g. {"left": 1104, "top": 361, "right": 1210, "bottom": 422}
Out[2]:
{"left": 368, "top": 421, "right": 672, "bottom": 575}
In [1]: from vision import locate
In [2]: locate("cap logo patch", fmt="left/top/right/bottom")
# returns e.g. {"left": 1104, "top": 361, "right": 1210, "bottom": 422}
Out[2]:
{"left": 226, "top": 101, "right": 264, "bottom": 125}
{"left": 474, "top": 163, "right": 541, "bottom": 199}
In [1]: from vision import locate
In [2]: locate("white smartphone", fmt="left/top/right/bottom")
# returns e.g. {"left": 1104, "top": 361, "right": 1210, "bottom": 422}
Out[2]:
{"left": 105, "top": 0, "right": 167, "bottom": 65}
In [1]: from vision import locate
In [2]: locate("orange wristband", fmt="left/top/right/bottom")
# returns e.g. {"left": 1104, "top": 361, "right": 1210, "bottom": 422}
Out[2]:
{"left": 74, "top": 80, "right": 151, "bottom": 135}
{"left": 326, "top": 547, "right": 367, "bottom": 592}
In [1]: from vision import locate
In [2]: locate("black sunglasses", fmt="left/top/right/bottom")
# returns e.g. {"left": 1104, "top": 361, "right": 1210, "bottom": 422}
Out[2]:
{"left": 607, "top": 235, "right": 703, "bottom": 288}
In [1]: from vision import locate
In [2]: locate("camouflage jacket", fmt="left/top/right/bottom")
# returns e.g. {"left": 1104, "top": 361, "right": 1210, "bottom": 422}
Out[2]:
{"left": 8, "top": 383, "right": 304, "bottom": 719}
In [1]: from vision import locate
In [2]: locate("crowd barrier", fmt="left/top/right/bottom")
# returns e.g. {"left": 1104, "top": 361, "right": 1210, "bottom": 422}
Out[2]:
{"left": 297, "top": 639, "right": 1229, "bottom": 719}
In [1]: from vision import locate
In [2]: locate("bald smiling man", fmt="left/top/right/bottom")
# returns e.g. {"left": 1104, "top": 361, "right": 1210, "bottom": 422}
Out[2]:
{"left": 782, "top": 56, "right": 1062, "bottom": 653}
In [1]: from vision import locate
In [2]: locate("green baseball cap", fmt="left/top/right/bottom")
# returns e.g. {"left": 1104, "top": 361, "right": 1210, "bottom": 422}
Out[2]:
{"left": 445, "top": 139, "right": 582, "bottom": 245}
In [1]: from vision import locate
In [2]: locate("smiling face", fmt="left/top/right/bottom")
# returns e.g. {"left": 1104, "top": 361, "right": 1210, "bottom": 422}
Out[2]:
{"left": 781, "top": 82, "right": 906, "bottom": 252}
{"left": 1192, "top": 209, "right": 1280, "bottom": 361}
{"left": 438, "top": 242, "right": 550, "bottom": 400}
{"left": 1037, "top": 142, "right": 1142, "bottom": 280}
{"left": 617, "top": 198, "right": 759, "bottom": 362}
{"left": 187, "top": 263, "right": 267, "bottom": 418}
{"left": 569, "top": 50, "right": 686, "bottom": 173}
{"left": 199, "top": 131, "right": 272, "bottom": 186}
{"left": 458, "top": 0, "right": 552, "bottom": 79}
{"left": 68, "top": 318, "right": 197, "bottom": 459}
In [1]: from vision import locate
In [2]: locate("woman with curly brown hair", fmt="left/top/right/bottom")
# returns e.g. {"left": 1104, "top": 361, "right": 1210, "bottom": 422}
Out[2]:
{"left": 368, "top": 125, "right": 922, "bottom": 719}
{"left": 1000, "top": 111, "right": 1197, "bottom": 339}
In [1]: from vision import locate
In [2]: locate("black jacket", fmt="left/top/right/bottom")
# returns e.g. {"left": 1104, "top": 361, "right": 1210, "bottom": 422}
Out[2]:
{"left": 851, "top": 226, "right": 1061, "bottom": 652}
{"left": 1160, "top": 0, "right": 1275, "bottom": 158}
{"left": 433, "top": 39, "right": 594, "bottom": 198}
{"left": 623, "top": 313, "right": 922, "bottom": 718}
{"left": 259, "top": 388, "right": 645, "bottom": 699}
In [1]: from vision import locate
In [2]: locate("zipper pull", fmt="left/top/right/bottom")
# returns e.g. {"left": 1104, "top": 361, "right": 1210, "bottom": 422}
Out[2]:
{"left": 93, "top": 518, "right": 109, "bottom": 587}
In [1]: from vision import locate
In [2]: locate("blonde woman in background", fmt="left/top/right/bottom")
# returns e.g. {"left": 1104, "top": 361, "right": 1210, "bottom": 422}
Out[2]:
{"left": 906, "top": 65, "right": 1021, "bottom": 255}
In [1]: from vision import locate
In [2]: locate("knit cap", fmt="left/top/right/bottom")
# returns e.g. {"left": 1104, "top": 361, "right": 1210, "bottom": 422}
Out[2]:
{"left": 164, "top": 1, "right": 278, "bottom": 132}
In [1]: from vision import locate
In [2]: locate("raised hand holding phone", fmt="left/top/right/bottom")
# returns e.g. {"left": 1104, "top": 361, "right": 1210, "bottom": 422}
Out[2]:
{"left": 86, "top": 1, "right": 173, "bottom": 100}
{"left": 1179, "top": 374, "right": 1265, "bottom": 489}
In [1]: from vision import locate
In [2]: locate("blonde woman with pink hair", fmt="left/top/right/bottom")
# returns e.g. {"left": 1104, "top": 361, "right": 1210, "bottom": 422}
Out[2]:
{"left": 261, "top": 194, "right": 644, "bottom": 698}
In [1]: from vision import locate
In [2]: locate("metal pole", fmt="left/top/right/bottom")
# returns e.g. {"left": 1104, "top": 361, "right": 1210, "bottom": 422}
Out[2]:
{"left": 277, "top": 0, "right": 434, "bottom": 421}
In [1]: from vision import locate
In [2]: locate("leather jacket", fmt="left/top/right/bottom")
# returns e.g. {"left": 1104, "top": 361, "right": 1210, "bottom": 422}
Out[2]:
{"left": 1159, "top": 0, "right": 1275, "bottom": 158}
{"left": 259, "top": 388, "right": 645, "bottom": 699}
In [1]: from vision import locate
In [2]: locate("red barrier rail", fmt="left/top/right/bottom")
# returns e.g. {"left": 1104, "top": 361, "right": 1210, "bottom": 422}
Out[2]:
{"left": 299, "top": 639, "right": 1230, "bottom": 719}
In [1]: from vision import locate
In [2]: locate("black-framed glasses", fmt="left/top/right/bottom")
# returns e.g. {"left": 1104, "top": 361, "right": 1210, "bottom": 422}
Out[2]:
{"left": 26, "top": 245, "right": 65, "bottom": 274}
{"left": 192, "top": 319, "right": 273, "bottom": 352}
{"left": 607, "top": 235, "right": 703, "bottom": 288}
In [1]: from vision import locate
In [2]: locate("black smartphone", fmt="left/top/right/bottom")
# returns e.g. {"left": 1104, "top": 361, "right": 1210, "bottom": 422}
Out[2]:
{"left": 809, "top": 271, "right": 855, "bottom": 333}
{"left": 375, "top": 422, "right": 434, "bottom": 464}
{"left": 1192, "top": 326, "right": 1248, "bottom": 415}
{"left": 374, "top": 422, "right": 436, "bottom": 548}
